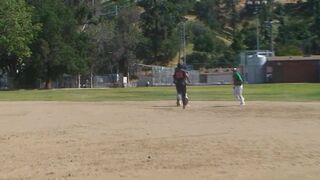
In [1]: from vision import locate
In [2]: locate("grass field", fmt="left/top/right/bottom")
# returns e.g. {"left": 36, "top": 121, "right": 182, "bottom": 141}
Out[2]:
{"left": 0, "top": 83, "right": 319, "bottom": 102}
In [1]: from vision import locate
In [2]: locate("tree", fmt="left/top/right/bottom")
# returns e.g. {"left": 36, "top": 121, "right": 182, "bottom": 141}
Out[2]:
{"left": 194, "top": 0, "right": 224, "bottom": 30}
{"left": 186, "top": 21, "right": 231, "bottom": 69}
{"left": 137, "top": 0, "right": 182, "bottom": 65}
{"left": 87, "top": 21, "right": 117, "bottom": 75}
{"left": 308, "top": 0, "right": 320, "bottom": 54}
{"left": 26, "top": 0, "right": 90, "bottom": 88}
{"left": 113, "top": 6, "right": 142, "bottom": 77}
{"left": 193, "top": 34, "right": 214, "bottom": 52}
{"left": 0, "top": 0, "right": 39, "bottom": 58}
{"left": 225, "top": 0, "right": 240, "bottom": 29}
{"left": 231, "top": 30, "right": 247, "bottom": 53}
{"left": 276, "top": 45, "right": 303, "bottom": 56}
{"left": 0, "top": 0, "right": 40, "bottom": 87}
{"left": 92, "top": 1, "right": 143, "bottom": 78}
{"left": 275, "top": 16, "right": 312, "bottom": 55}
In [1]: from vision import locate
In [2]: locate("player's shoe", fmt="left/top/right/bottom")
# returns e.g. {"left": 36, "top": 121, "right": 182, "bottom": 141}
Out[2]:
{"left": 182, "top": 98, "right": 189, "bottom": 109}
{"left": 176, "top": 100, "right": 181, "bottom": 106}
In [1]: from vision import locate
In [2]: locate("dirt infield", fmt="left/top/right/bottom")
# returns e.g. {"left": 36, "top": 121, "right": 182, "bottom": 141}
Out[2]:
{"left": 1, "top": 101, "right": 320, "bottom": 180}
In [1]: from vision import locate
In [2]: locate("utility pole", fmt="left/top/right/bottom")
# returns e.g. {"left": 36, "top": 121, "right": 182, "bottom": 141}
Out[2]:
{"left": 179, "top": 22, "right": 186, "bottom": 65}
{"left": 115, "top": 5, "right": 118, "bottom": 16}
{"left": 256, "top": 16, "right": 259, "bottom": 51}
{"left": 252, "top": 0, "right": 269, "bottom": 51}
{"left": 252, "top": 1, "right": 259, "bottom": 52}
{"left": 265, "top": 21, "right": 272, "bottom": 53}
{"left": 183, "top": 22, "right": 186, "bottom": 64}
{"left": 179, "top": 23, "right": 183, "bottom": 64}
{"left": 265, "top": 20, "right": 279, "bottom": 56}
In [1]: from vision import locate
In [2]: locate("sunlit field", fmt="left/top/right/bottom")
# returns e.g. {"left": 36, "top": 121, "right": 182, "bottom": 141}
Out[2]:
{"left": 0, "top": 83, "right": 319, "bottom": 102}
{"left": 1, "top": 83, "right": 320, "bottom": 179}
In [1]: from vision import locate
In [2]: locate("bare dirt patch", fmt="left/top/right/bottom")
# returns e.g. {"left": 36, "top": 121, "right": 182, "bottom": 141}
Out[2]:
{"left": 1, "top": 101, "right": 320, "bottom": 180}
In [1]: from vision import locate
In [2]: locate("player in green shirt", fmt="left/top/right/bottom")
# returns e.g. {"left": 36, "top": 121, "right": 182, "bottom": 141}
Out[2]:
{"left": 232, "top": 68, "right": 245, "bottom": 105}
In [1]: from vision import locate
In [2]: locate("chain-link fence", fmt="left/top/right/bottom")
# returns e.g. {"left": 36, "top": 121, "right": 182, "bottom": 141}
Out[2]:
{"left": 134, "top": 64, "right": 233, "bottom": 86}
{"left": 93, "top": 74, "right": 122, "bottom": 88}
{"left": 40, "top": 67, "right": 232, "bottom": 88}
{"left": 39, "top": 74, "right": 79, "bottom": 89}
{"left": 0, "top": 74, "right": 8, "bottom": 89}
{"left": 135, "top": 64, "right": 202, "bottom": 86}
{"left": 1, "top": 65, "right": 233, "bottom": 89}
{"left": 151, "top": 66, "right": 175, "bottom": 86}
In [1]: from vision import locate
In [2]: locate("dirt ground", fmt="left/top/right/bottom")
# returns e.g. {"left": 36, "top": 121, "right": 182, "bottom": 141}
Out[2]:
{"left": 0, "top": 101, "right": 320, "bottom": 180}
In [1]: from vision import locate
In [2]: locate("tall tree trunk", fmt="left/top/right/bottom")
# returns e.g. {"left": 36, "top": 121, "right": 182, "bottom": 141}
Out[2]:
{"left": 44, "top": 63, "right": 51, "bottom": 89}
{"left": 44, "top": 79, "right": 51, "bottom": 89}
{"left": 6, "top": 55, "right": 18, "bottom": 89}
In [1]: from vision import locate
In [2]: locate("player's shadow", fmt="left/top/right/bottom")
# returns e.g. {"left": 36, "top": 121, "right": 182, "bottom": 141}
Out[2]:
{"left": 211, "top": 105, "right": 239, "bottom": 108}
{"left": 152, "top": 105, "right": 178, "bottom": 108}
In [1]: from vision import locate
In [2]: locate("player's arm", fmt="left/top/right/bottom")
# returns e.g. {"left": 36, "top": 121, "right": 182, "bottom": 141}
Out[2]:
{"left": 232, "top": 74, "right": 236, "bottom": 88}
{"left": 185, "top": 71, "right": 191, "bottom": 83}
{"left": 173, "top": 72, "right": 177, "bottom": 84}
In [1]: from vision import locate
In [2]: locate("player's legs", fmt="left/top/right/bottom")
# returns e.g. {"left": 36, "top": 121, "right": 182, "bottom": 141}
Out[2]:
{"left": 176, "top": 84, "right": 183, "bottom": 106}
{"left": 176, "top": 93, "right": 182, "bottom": 106}
{"left": 181, "top": 85, "right": 188, "bottom": 109}
{"left": 233, "top": 86, "right": 239, "bottom": 100}
{"left": 239, "top": 85, "right": 245, "bottom": 105}
{"left": 234, "top": 85, "right": 245, "bottom": 105}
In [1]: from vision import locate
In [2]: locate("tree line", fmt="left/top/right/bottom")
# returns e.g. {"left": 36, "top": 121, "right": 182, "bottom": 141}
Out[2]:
{"left": 1, "top": 0, "right": 319, "bottom": 88}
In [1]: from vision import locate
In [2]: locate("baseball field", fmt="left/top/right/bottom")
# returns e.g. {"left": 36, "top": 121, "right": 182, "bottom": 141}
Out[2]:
{"left": 1, "top": 83, "right": 320, "bottom": 179}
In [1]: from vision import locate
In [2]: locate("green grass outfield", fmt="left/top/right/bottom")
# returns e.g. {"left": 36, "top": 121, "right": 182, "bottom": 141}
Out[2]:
{"left": 0, "top": 83, "right": 319, "bottom": 102}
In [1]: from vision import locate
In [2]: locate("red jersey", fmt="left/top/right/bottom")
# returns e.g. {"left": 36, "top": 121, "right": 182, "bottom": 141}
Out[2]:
{"left": 174, "top": 69, "right": 187, "bottom": 80}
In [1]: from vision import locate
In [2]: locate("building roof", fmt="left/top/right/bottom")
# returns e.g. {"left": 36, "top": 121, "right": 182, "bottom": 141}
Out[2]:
{"left": 267, "top": 55, "right": 320, "bottom": 62}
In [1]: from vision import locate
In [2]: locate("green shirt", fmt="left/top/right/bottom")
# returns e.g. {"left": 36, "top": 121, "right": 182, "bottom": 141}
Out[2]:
{"left": 233, "top": 72, "right": 243, "bottom": 85}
